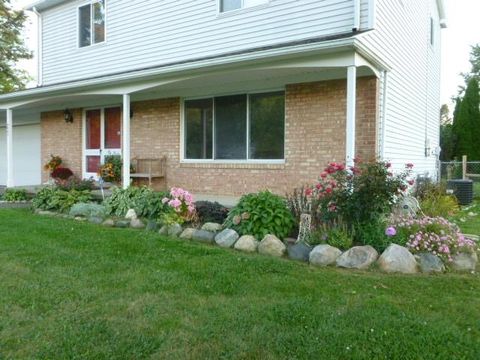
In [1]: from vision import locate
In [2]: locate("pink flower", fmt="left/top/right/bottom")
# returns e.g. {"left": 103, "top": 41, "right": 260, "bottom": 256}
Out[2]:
{"left": 305, "top": 188, "right": 313, "bottom": 196}
{"left": 386, "top": 162, "right": 392, "bottom": 168}
{"left": 406, "top": 163, "right": 414, "bottom": 169}
{"left": 320, "top": 172, "right": 328, "bottom": 179}
{"left": 385, "top": 227, "right": 397, "bottom": 237}
{"left": 408, "top": 179, "right": 415, "bottom": 186}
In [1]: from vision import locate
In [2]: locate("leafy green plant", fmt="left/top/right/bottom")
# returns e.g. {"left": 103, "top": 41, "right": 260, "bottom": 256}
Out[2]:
{"left": 69, "top": 203, "right": 106, "bottom": 218}
{"left": 195, "top": 201, "right": 229, "bottom": 224}
{"left": 56, "top": 176, "right": 95, "bottom": 191}
{"left": 310, "top": 219, "right": 353, "bottom": 250}
{"left": 98, "top": 155, "right": 122, "bottom": 183}
{"left": 354, "top": 218, "right": 391, "bottom": 251}
{"left": 33, "top": 187, "right": 92, "bottom": 213}
{"left": 224, "top": 191, "right": 295, "bottom": 240}
{"left": 2, "top": 188, "right": 27, "bottom": 202}
{"left": 104, "top": 186, "right": 171, "bottom": 219}
{"left": 414, "top": 178, "right": 459, "bottom": 217}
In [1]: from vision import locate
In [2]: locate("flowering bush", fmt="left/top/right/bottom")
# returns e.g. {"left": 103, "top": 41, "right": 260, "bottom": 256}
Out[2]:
{"left": 162, "top": 187, "right": 196, "bottom": 224}
{"left": 387, "top": 215, "right": 477, "bottom": 262}
{"left": 51, "top": 167, "right": 73, "bottom": 180}
{"left": 291, "top": 160, "right": 414, "bottom": 249}
{"left": 44, "top": 154, "right": 62, "bottom": 173}
{"left": 98, "top": 155, "right": 122, "bottom": 183}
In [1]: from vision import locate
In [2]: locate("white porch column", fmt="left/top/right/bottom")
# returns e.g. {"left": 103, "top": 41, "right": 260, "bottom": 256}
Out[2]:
{"left": 6, "top": 109, "right": 14, "bottom": 188}
{"left": 346, "top": 65, "right": 357, "bottom": 167}
{"left": 122, "top": 94, "right": 131, "bottom": 189}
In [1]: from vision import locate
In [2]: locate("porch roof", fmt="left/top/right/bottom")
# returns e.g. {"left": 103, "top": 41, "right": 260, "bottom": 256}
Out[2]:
{"left": 0, "top": 33, "right": 388, "bottom": 112}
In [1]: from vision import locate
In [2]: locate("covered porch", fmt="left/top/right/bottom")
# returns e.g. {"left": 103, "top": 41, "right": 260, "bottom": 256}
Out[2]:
{"left": 0, "top": 47, "right": 387, "bottom": 196}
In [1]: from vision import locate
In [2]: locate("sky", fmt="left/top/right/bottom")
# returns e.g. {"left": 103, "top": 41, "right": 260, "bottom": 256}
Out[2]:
{"left": 11, "top": 0, "right": 480, "bottom": 114}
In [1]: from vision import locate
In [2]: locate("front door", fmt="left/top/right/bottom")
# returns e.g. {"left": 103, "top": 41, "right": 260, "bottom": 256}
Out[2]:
{"left": 83, "top": 107, "right": 122, "bottom": 179}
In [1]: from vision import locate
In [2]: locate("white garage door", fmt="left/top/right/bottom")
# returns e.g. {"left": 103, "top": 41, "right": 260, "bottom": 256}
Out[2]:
{"left": 0, "top": 124, "right": 41, "bottom": 186}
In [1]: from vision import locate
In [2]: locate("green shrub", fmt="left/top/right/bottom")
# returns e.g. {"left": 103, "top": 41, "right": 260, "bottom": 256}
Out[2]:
{"left": 104, "top": 186, "right": 170, "bottom": 219}
{"left": 224, "top": 191, "right": 295, "bottom": 240}
{"left": 69, "top": 203, "right": 106, "bottom": 218}
{"left": 310, "top": 220, "right": 353, "bottom": 250}
{"left": 2, "top": 188, "right": 27, "bottom": 202}
{"left": 33, "top": 187, "right": 92, "bottom": 213}
{"left": 195, "top": 201, "right": 229, "bottom": 224}
{"left": 354, "top": 219, "right": 391, "bottom": 251}
{"left": 414, "top": 178, "right": 459, "bottom": 217}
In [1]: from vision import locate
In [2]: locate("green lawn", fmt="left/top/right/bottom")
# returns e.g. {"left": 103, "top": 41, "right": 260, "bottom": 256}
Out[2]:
{"left": 0, "top": 210, "right": 479, "bottom": 359}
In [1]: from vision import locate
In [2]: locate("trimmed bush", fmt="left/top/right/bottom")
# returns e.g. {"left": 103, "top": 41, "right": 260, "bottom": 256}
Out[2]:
{"left": 33, "top": 187, "right": 92, "bottom": 213}
{"left": 1, "top": 189, "right": 27, "bottom": 202}
{"left": 70, "top": 203, "right": 106, "bottom": 218}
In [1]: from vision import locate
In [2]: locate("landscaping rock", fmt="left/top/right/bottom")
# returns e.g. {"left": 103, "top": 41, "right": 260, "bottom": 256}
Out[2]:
{"left": 417, "top": 253, "right": 445, "bottom": 273}
{"left": 234, "top": 235, "right": 259, "bottom": 252}
{"left": 336, "top": 246, "right": 378, "bottom": 270}
{"left": 74, "top": 216, "right": 87, "bottom": 222}
{"left": 145, "top": 220, "right": 158, "bottom": 232}
{"left": 192, "top": 230, "right": 216, "bottom": 243}
{"left": 70, "top": 203, "right": 106, "bottom": 218}
{"left": 258, "top": 234, "right": 286, "bottom": 257}
{"left": 451, "top": 252, "right": 478, "bottom": 272}
{"left": 88, "top": 216, "right": 104, "bottom": 225}
{"left": 125, "top": 209, "right": 137, "bottom": 220}
{"left": 201, "top": 222, "right": 223, "bottom": 232}
{"left": 309, "top": 245, "right": 342, "bottom": 267}
{"left": 130, "top": 218, "right": 145, "bottom": 229}
{"left": 158, "top": 225, "right": 168, "bottom": 235}
{"left": 102, "top": 219, "right": 115, "bottom": 227}
{"left": 115, "top": 220, "right": 130, "bottom": 228}
{"left": 215, "top": 229, "right": 239, "bottom": 248}
{"left": 168, "top": 223, "right": 183, "bottom": 237}
{"left": 38, "top": 210, "right": 56, "bottom": 216}
{"left": 180, "top": 228, "right": 196, "bottom": 239}
{"left": 287, "top": 242, "right": 313, "bottom": 262}
{"left": 377, "top": 244, "right": 418, "bottom": 274}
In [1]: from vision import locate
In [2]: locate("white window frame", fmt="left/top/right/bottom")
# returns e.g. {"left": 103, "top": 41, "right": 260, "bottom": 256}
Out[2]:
{"left": 180, "top": 90, "right": 286, "bottom": 165}
{"left": 77, "top": 0, "right": 107, "bottom": 49}
{"left": 218, "top": 0, "right": 270, "bottom": 15}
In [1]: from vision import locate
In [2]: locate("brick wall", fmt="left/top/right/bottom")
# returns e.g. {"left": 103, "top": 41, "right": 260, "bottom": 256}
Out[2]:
{"left": 40, "top": 77, "right": 378, "bottom": 195}
{"left": 41, "top": 109, "right": 82, "bottom": 183}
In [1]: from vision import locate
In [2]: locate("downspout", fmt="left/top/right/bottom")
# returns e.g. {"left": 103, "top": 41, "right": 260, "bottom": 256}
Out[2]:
{"left": 353, "top": 0, "right": 361, "bottom": 31}
{"left": 380, "top": 70, "right": 389, "bottom": 159}
{"left": 31, "top": 7, "right": 43, "bottom": 87}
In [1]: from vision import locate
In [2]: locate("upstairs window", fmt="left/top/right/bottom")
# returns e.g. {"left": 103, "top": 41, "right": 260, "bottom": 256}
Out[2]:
{"left": 220, "top": 0, "right": 269, "bottom": 13}
{"left": 79, "top": 0, "right": 105, "bottom": 47}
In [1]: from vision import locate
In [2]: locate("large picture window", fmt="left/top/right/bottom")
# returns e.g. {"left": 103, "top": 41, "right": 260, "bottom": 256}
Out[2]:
{"left": 184, "top": 91, "right": 285, "bottom": 161}
{"left": 79, "top": 0, "right": 105, "bottom": 47}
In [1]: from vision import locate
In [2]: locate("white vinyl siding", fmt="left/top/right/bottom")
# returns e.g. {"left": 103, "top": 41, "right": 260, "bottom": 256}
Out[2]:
{"left": 41, "top": 0, "right": 374, "bottom": 85}
{"left": 361, "top": 0, "right": 442, "bottom": 177}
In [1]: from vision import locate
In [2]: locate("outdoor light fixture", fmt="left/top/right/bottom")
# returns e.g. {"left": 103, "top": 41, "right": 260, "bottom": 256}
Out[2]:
{"left": 64, "top": 109, "right": 74, "bottom": 123}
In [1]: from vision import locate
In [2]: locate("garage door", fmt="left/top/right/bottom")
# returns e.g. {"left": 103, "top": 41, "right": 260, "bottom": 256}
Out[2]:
{"left": 0, "top": 124, "right": 41, "bottom": 186}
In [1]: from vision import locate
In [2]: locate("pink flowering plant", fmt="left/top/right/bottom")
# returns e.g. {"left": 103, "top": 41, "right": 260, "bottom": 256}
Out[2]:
{"left": 162, "top": 187, "right": 196, "bottom": 224}
{"left": 303, "top": 160, "right": 414, "bottom": 227}
{"left": 386, "top": 215, "right": 477, "bottom": 262}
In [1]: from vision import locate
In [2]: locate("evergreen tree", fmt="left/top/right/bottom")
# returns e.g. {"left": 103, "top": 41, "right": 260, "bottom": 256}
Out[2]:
{"left": 453, "top": 79, "right": 480, "bottom": 160}
{"left": 439, "top": 104, "right": 454, "bottom": 160}
{"left": 0, "top": 0, "right": 32, "bottom": 94}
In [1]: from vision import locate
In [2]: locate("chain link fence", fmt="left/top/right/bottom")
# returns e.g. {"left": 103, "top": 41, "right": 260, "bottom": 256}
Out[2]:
{"left": 440, "top": 161, "right": 480, "bottom": 182}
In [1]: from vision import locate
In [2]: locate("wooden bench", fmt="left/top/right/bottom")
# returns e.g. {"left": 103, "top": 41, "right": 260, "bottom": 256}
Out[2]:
{"left": 130, "top": 157, "right": 167, "bottom": 186}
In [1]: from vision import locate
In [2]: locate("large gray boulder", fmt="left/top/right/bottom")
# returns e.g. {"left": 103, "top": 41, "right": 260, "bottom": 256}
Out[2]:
{"left": 309, "top": 245, "right": 342, "bottom": 267}
{"left": 192, "top": 230, "right": 216, "bottom": 243}
{"left": 234, "top": 235, "right": 259, "bottom": 253}
{"left": 102, "top": 218, "right": 115, "bottom": 227}
{"left": 287, "top": 242, "right": 313, "bottom": 262}
{"left": 215, "top": 229, "right": 239, "bottom": 248}
{"left": 258, "top": 234, "right": 286, "bottom": 257}
{"left": 180, "top": 228, "right": 196, "bottom": 239}
{"left": 158, "top": 224, "right": 183, "bottom": 237}
{"left": 417, "top": 253, "right": 445, "bottom": 273}
{"left": 130, "top": 218, "right": 145, "bottom": 229}
{"left": 336, "top": 246, "right": 378, "bottom": 270}
{"left": 377, "top": 244, "right": 418, "bottom": 274}
{"left": 201, "top": 222, "right": 223, "bottom": 232}
{"left": 125, "top": 209, "right": 137, "bottom": 220}
{"left": 451, "top": 252, "right": 478, "bottom": 272}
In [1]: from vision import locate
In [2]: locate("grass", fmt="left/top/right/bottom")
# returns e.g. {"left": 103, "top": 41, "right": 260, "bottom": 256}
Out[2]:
{"left": 0, "top": 210, "right": 479, "bottom": 359}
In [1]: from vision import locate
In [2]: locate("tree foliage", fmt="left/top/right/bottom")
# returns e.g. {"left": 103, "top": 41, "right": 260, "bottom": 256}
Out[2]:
{"left": 0, "top": 0, "right": 32, "bottom": 94}
{"left": 452, "top": 79, "right": 480, "bottom": 160}
{"left": 439, "top": 104, "right": 455, "bottom": 161}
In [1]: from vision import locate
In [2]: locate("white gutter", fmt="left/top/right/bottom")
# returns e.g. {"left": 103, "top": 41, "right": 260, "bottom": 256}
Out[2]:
{"left": 436, "top": 0, "right": 447, "bottom": 28}
{"left": 31, "top": 7, "right": 43, "bottom": 86}
{"left": 0, "top": 36, "right": 357, "bottom": 105}
{"left": 353, "top": 0, "right": 361, "bottom": 31}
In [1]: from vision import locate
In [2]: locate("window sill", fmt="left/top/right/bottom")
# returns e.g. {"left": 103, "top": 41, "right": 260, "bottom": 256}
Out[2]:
{"left": 180, "top": 160, "right": 285, "bottom": 170}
